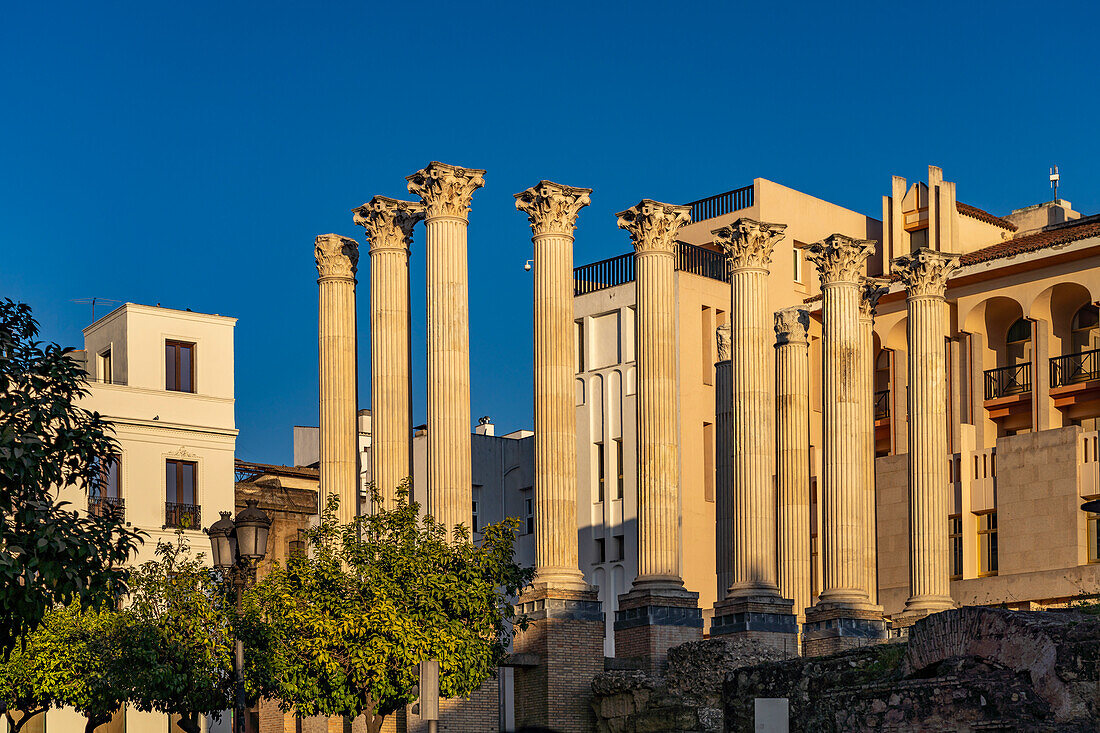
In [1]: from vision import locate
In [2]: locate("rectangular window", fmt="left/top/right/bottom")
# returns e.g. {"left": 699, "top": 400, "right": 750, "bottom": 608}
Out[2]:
{"left": 575, "top": 320, "right": 585, "bottom": 373}
{"left": 166, "top": 459, "right": 199, "bottom": 529}
{"left": 703, "top": 422, "right": 715, "bottom": 502}
{"left": 1088, "top": 509, "right": 1100, "bottom": 564}
{"left": 165, "top": 340, "right": 195, "bottom": 393}
{"left": 471, "top": 499, "right": 480, "bottom": 533}
{"left": 793, "top": 246, "right": 803, "bottom": 283}
{"left": 613, "top": 534, "right": 625, "bottom": 562}
{"left": 99, "top": 348, "right": 112, "bottom": 384}
{"left": 594, "top": 538, "right": 605, "bottom": 564}
{"left": 977, "top": 511, "right": 998, "bottom": 576}
{"left": 701, "top": 306, "right": 713, "bottom": 385}
{"left": 524, "top": 495, "right": 534, "bottom": 535}
{"left": 595, "top": 442, "right": 605, "bottom": 502}
{"left": 614, "top": 438, "right": 624, "bottom": 500}
{"left": 949, "top": 515, "right": 963, "bottom": 579}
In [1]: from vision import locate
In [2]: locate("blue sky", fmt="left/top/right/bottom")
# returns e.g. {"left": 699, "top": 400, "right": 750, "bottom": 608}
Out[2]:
{"left": 3, "top": 1, "right": 1098, "bottom": 464}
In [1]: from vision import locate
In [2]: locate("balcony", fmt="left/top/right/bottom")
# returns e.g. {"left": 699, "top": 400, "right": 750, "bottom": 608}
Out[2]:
{"left": 873, "top": 389, "right": 890, "bottom": 420}
{"left": 687, "top": 184, "right": 754, "bottom": 223}
{"left": 165, "top": 502, "right": 201, "bottom": 529}
{"left": 1050, "top": 348, "right": 1100, "bottom": 422}
{"left": 88, "top": 496, "right": 125, "bottom": 520}
{"left": 984, "top": 363, "right": 1031, "bottom": 400}
{"left": 1051, "top": 348, "right": 1100, "bottom": 388}
{"left": 574, "top": 243, "right": 730, "bottom": 296}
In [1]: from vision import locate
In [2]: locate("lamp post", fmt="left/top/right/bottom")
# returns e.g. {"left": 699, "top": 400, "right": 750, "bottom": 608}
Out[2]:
{"left": 206, "top": 499, "right": 272, "bottom": 733}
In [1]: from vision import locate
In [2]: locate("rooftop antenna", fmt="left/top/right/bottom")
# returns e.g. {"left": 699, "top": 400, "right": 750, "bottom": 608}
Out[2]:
{"left": 1050, "top": 165, "right": 1060, "bottom": 202}
{"left": 71, "top": 297, "right": 122, "bottom": 323}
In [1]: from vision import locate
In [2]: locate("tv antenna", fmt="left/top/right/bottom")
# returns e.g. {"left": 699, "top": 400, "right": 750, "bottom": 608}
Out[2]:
{"left": 1050, "top": 165, "right": 1060, "bottom": 202}
{"left": 71, "top": 297, "right": 122, "bottom": 323}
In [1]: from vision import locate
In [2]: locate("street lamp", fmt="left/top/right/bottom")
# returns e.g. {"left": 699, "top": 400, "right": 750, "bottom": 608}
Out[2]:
{"left": 206, "top": 499, "right": 272, "bottom": 733}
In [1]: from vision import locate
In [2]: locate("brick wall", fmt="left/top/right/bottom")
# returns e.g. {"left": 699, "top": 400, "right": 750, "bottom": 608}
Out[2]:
{"left": 513, "top": 616, "right": 605, "bottom": 732}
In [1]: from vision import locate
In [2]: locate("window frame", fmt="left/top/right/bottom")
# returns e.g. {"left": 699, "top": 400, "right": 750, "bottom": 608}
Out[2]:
{"left": 949, "top": 514, "right": 963, "bottom": 580}
{"left": 165, "top": 339, "right": 196, "bottom": 393}
{"left": 976, "top": 510, "right": 998, "bottom": 577}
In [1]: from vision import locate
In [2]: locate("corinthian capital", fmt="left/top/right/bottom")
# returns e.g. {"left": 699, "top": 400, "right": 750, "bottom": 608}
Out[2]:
{"left": 352, "top": 196, "right": 425, "bottom": 254}
{"left": 315, "top": 234, "right": 359, "bottom": 279}
{"left": 716, "top": 323, "right": 731, "bottom": 361}
{"left": 406, "top": 161, "right": 486, "bottom": 220}
{"left": 892, "top": 248, "right": 960, "bottom": 298}
{"left": 774, "top": 307, "right": 810, "bottom": 345}
{"left": 859, "top": 277, "right": 891, "bottom": 319}
{"left": 805, "top": 234, "right": 876, "bottom": 285}
{"left": 712, "top": 218, "right": 787, "bottom": 271}
{"left": 514, "top": 180, "right": 592, "bottom": 237}
{"left": 616, "top": 199, "right": 691, "bottom": 255}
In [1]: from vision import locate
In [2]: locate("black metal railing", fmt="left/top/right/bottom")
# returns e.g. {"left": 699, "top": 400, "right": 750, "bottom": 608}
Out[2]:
{"left": 687, "top": 184, "right": 754, "bottom": 223}
{"left": 88, "top": 496, "right": 125, "bottom": 519}
{"left": 574, "top": 253, "right": 634, "bottom": 296}
{"left": 676, "top": 243, "right": 730, "bottom": 282}
{"left": 874, "top": 389, "right": 890, "bottom": 420}
{"left": 1051, "top": 348, "right": 1100, "bottom": 387}
{"left": 984, "top": 363, "right": 1031, "bottom": 400}
{"left": 165, "top": 502, "right": 202, "bottom": 529}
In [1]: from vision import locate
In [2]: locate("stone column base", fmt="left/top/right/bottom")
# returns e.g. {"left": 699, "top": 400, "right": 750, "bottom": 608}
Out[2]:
{"left": 513, "top": 585, "right": 604, "bottom": 733}
{"left": 802, "top": 603, "right": 887, "bottom": 657}
{"left": 614, "top": 587, "right": 702, "bottom": 672}
{"left": 711, "top": 595, "right": 799, "bottom": 656}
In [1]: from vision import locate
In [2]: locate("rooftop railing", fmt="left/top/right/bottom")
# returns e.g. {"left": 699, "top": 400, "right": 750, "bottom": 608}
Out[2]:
{"left": 574, "top": 243, "right": 729, "bottom": 296}
{"left": 1051, "top": 348, "right": 1100, "bottom": 387}
{"left": 984, "top": 363, "right": 1031, "bottom": 400}
{"left": 687, "top": 184, "right": 754, "bottom": 223}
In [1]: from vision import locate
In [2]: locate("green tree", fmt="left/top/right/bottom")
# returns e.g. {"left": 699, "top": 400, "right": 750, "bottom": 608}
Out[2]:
{"left": 244, "top": 488, "right": 533, "bottom": 733}
{"left": 0, "top": 300, "right": 143, "bottom": 653}
{"left": 123, "top": 533, "right": 235, "bottom": 733}
{"left": 0, "top": 635, "right": 51, "bottom": 732}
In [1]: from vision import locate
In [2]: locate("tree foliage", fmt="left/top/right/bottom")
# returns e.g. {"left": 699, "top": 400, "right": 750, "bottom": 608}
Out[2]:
{"left": 0, "top": 300, "right": 143, "bottom": 652}
{"left": 244, "top": 487, "right": 533, "bottom": 733}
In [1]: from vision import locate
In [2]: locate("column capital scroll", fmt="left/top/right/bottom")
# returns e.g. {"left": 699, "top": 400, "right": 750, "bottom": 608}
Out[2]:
{"left": 616, "top": 199, "right": 691, "bottom": 255}
{"left": 315, "top": 234, "right": 359, "bottom": 279}
{"left": 774, "top": 307, "right": 810, "bottom": 345}
{"left": 805, "top": 234, "right": 876, "bottom": 285}
{"left": 352, "top": 196, "right": 425, "bottom": 253}
{"left": 406, "top": 161, "right": 486, "bottom": 220}
{"left": 891, "top": 248, "right": 960, "bottom": 298}
{"left": 859, "top": 277, "right": 891, "bottom": 319}
{"left": 716, "top": 323, "right": 731, "bottom": 361}
{"left": 713, "top": 218, "right": 787, "bottom": 271}
{"left": 515, "top": 180, "right": 592, "bottom": 237}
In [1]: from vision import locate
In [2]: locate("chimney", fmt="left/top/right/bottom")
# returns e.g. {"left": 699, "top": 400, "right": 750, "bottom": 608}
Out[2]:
{"left": 357, "top": 409, "right": 372, "bottom": 436}
{"left": 475, "top": 416, "right": 494, "bottom": 436}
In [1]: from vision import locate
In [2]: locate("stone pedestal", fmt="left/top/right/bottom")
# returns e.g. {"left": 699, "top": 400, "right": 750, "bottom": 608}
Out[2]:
{"left": 353, "top": 196, "right": 424, "bottom": 507}
{"left": 710, "top": 595, "right": 799, "bottom": 655}
{"left": 315, "top": 234, "right": 360, "bottom": 526}
{"left": 513, "top": 586, "right": 604, "bottom": 733}
{"left": 614, "top": 587, "right": 702, "bottom": 672}
{"left": 407, "top": 162, "right": 485, "bottom": 533}
{"left": 893, "top": 249, "right": 960, "bottom": 615}
{"left": 802, "top": 604, "right": 888, "bottom": 657}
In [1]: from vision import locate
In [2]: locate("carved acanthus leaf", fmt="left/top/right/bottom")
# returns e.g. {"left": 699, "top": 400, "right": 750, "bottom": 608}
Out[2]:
{"left": 514, "top": 180, "right": 592, "bottom": 237}
{"left": 406, "top": 161, "right": 486, "bottom": 220}
{"left": 314, "top": 234, "right": 359, "bottom": 279}
{"left": 712, "top": 218, "right": 787, "bottom": 271}
{"left": 352, "top": 196, "right": 424, "bottom": 253}
{"left": 716, "top": 323, "right": 731, "bottom": 361}
{"left": 859, "top": 277, "right": 891, "bottom": 318}
{"left": 774, "top": 307, "right": 810, "bottom": 345}
{"left": 891, "top": 248, "right": 959, "bottom": 298}
{"left": 805, "top": 234, "right": 876, "bottom": 285}
{"left": 615, "top": 199, "right": 691, "bottom": 255}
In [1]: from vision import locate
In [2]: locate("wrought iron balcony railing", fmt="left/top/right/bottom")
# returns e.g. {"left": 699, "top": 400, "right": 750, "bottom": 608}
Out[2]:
{"left": 88, "top": 496, "right": 125, "bottom": 519}
{"left": 984, "top": 363, "right": 1031, "bottom": 400}
{"left": 165, "top": 502, "right": 201, "bottom": 529}
{"left": 874, "top": 389, "right": 890, "bottom": 420}
{"left": 574, "top": 243, "right": 730, "bottom": 296}
{"left": 687, "top": 184, "right": 754, "bottom": 223}
{"left": 1050, "top": 348, "right": 1100, "bottom": 388}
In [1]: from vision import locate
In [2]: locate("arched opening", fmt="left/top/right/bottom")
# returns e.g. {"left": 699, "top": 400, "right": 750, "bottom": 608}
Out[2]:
{"left": 1071, "top": 304, "right": 1100, "bottom": 353}
{"left": 1005, "top": 317, "right": 1031, "bottom": 366}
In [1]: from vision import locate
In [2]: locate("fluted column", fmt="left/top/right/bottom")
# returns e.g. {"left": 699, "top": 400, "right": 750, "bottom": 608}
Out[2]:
{"left": 353, "top": 197, "right": 424, "bottom": 508}
{"left": 892, "top": 249, "right": 959, "bottom": 615}
{"left": 714, "top": 324, "right": 732, "bottom": 597}
{"left": 775, "top": 307, "right": 811, "bottom": 622}
{"left": 805, "top": 235, "right": 877, "bottom": 608}
{"left": 315, "top": 234, "right": 360, "bottom": 526}
{"left": 714, "top": 219, "right": 788, "bottom": 600}
{"left": 617, "top": 200, "right": 691, "bottom": 589}
{"left": 515, "top": 181, "right": 592, "bottom": 590}
{"left": 858, "top": 279, "right": 889, "bottom": 604}
{"left": 407, "top": 162, "right": 485, "bottom": 533}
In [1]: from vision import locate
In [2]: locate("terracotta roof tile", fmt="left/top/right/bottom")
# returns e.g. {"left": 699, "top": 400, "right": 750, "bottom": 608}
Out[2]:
{"left": 956, "top": 202, "right": 1018, "bottom": 231}
{"left": 960, "top": 216, "right": 1100, "bottom": 267}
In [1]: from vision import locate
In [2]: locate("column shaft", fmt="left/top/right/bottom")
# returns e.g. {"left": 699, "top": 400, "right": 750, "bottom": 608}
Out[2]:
{"left": 775, "top": 309, "right": 810, "bottom": 620}
{"left": 859, "top": 312, "right": 877, "bottom": 603}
